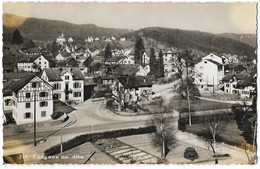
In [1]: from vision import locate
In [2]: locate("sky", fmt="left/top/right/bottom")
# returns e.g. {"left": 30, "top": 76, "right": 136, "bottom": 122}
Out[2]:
{"left": 2, "top": 2, "right": 257, "bottom": 34}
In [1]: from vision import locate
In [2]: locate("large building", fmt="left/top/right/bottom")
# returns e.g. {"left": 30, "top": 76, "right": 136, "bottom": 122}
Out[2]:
{"left": 41, "top": 68, "right": 84, "bottom": 103}
{"left": 194, "top": 54, "right": 225, "bottom": 91}
{"left": 17, "top": 55, "right": 49, "bottom": 72}
{"left": 6, "top": 75, "right": 53, "bottom": 124}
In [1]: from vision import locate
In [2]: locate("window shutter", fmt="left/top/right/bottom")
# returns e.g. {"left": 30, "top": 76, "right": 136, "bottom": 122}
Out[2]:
{"left": 79, "top": 82, "right": 81, "bottom": 88}
{"left": 46, "top": 101, "right": 48, "bottom": 106}
{"left": 59, "top": 84, "right": 61, "bottom": 89}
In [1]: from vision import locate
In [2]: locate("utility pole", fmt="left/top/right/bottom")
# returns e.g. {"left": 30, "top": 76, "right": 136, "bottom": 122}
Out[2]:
{"left": 60, "top": 127, "right": 63, "bottom": 153}
{"left": 34, "top": 89, "right": 37, "bottom": 146}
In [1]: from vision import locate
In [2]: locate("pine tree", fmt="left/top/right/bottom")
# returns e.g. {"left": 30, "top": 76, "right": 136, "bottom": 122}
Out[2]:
{"left": 134, "top": 36, "right": 145, "bottom": 65}
{"left": 11, "top": 29, "right": 23, "bottom": 44}
{"left": 158, "top": 49, "right": 165, "bottom": 78}
{"left": 104, "top": 43, "right": 112, "bottom": 61}
{"left": 149, "top": 48, "right": 156, "bottom": 75}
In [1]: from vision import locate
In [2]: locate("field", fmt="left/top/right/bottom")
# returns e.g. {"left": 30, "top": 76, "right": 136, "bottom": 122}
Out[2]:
{"left": 169, "top": 98, "right": 233, "bottom": 113}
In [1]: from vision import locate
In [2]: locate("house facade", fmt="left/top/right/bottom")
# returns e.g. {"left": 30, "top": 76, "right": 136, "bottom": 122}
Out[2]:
{"left": 8, "top": 75, "right": 53, "bottom": 124}
{"left": 194, "top": 59, "right": 224, "bottom": 91}
{"left": 17, "top": 55, "right": 49, "bottom": 72}
{"left": 41, "top": 68, "right": 84, "bottom": 103}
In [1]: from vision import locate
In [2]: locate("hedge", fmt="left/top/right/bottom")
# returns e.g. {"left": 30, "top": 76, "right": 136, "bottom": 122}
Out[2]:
{"left": 44, "top": 126, "right": 156, "bottom": 156}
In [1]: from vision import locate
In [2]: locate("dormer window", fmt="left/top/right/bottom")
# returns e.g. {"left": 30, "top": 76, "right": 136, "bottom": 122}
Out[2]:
{"left": 65, "top": 76, "right": 69, "bottom": 80}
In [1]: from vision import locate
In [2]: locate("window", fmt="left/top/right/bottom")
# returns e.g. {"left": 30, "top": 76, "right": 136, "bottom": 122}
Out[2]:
{"left": 53, "top": 83, "right": 61, "bottom": 89}
{"left": 32, "top": 82, "right": 37, "bottom": 88}
{"left": 226, "top": 84, "right": 229, "bottom": 87}
{"left": 74, "top": 82, "right": 81, "bottom": 88}
{"left": 40, "top": 101, "right": 48, "bottom": 107}
{"left": 204, "top": 61, "right": 207, "bottom": 64}
{"left": 39, "top": 62, "right": 41, "bottom": 64}
{"left": 45, "top": 62, "right": 47, "bottom": 64}
{"left": 39, "top": 92, "right": 48, "bottom": 97}
{"left": 26, "top": 93, "right": 31, "bottom": 98}
{"left": 201, "top": 85, "right": 203, "bottom": 89}
{"left": 24, "top": 112, "right": 32, "bottom": 119}
{"left": 233, "top": 85, "right": 236, "bottom": 88}
{"left": 65, "top": 76, "right": 69, "bottom": 80}
{"left": 25, "top": 103, "right": 31, "bottom": 108}
{"left": 199, "top": 79, "right": 202, "bottom": 82}
{"left": 41, "top": 111, "right": 46, "bottom": 117}
{"left": 73, "top": 92, "right": 81, "bottom": 97}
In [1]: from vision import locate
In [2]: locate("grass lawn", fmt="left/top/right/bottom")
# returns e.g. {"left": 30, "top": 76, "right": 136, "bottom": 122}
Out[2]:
{"left": 53, "top": 99, "right": 76, "bottom": 114}
{"left": 184, "top": 120, "right": 245, "bottom": 147}
{"left": 169, "top": 98, "right": 233, "bottom": 113}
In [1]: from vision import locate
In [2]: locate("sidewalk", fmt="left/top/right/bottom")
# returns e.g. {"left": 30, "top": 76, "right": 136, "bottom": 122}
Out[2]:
{"left": 3, "top": 111, "right": 78, "bottom": 137}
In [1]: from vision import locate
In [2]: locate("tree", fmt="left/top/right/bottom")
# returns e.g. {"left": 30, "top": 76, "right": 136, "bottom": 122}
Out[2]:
{"left": 11, "top": 29, "right": 23, "bottom": 44}
{"left": 205, "top": 110, "right": 231, "bottom": 164}
{"left": 175, "top": 49, "right": 198, "bottom": 126}
{"left": 158, "top": 49, "right": 165, "bottom": 78}
{"left": 134, "top": 36, "right": 145, "bottom": 65}
{"left": 104, "top": 43, "right": 112, "bottom": 61}
{"left": 148, "top": 102, "right": 176, "bottom": 159}
{"left": 149, "top": 48, "right": 156, "bottom": 76}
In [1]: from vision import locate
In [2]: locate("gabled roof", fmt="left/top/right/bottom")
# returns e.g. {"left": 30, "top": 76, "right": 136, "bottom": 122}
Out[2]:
{"left": 237, "top": 69, "right": 257, "bottom": 87}
{"left": 18, "top": 55, "right": 40, "bottom": 63}
{"left": 43, "top": 68, "right": 63, "bottom": 81}
{"left": 221, "top": 71, "right": 249, "bottom": 82}
{"left": 7, "top": 74, "right": 37, "bottom": 94}
{"left": 118, "top": 76, "right": 153, "bottom": 89}
{"left": 204, "top": 59, "right": 223, "bottom": 66}
{"left": 60, "top": 68, "right": 85, "bottom": 80}
{"left": 227, "top": 63, "right": 246, "bottom": 70}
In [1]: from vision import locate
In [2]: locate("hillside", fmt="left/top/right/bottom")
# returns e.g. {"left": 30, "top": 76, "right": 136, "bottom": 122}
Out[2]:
{"left": 123, "top": 27, "right": 256, "bottom": 59}
{"left": 3, "top": 13, "right": 131, "bottom": 41}
{"left": 217, "top": 33, "right": 257, "bottom": 48}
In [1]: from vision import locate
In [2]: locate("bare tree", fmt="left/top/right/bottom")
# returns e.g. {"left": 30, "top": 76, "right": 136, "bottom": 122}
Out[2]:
{"left": 205, "top": 110, "right": 231, "bottom": 164}
{"left": 148, "top": 102, "right": 176, "bottom": 159}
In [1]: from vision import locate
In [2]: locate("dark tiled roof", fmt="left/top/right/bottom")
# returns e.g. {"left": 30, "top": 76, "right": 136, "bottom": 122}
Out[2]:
{"left": 116, "top": 65, "right": 140, "bottom": 76}
{"left": 7, "top": 74, "right": 37, "bottom": 93}
{"left": 205, "top": 59, "right": 222, "bottom": 66}
{"left": 43, "top": 68, "right": 63, "bottom": 81}
{"left": 18, "top": 55, "right": 39, "bottom": 63}
{"left": 227, "top": 63, "right": 246, "bottom": 70}
{"left": 237, "top": 69, "right": 257, "bottom": 87}
{"left": 119, "top": 76, "right": 153, "bottom": 89}
{"left": 3, "top": 72, "right": 31, "bottom": 81}
{"left": 221, "top": 74, "right": 235, "bottom": 82}
{"left": 221, "top": 71, "right": 249, "bottom": 82}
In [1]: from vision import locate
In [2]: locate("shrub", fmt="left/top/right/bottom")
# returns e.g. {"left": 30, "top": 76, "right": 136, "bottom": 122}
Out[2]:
{"left": 51, "top": 111, "right": 64, "bottom": 120}
{"left": 44, "top": 126, "right": 156, "bottom": 156}
{"left": 184, "top": 147, "right": 199, "bottom": 161}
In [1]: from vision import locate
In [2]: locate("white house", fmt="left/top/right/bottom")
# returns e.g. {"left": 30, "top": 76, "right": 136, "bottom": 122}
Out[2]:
{"left": 141, "top": 51, "right": 150, "bottom": 65}
{"left": 221, "top": 72, "right": 248, "bottom": 94}
{"left": 194, "top": 59, "right": 224, "bottom": 91}
{"left": 111, "top": 37, "right": 117, "bottom": 41}
{"left": 86, "top": 37, "right": 94, "bottom": 43}
{"left": 144, "top": 65, "right": 150, "bottom": 74}
{"left": 55, "top": 53, "right": 66, "bottom": 61}
{"left": 41, "top": 68, "right": 84, "bottom": 103}
{"left": 236, "top": 70, "right": 257, "bottom": 99}
{"left": 94, "top": 37, "right": 100, "bottom": 41}
{"left": 120, "top": 56, "right": 135, "bottom": 65}
{"left": 8, "top": 75, "right": 53, "bottom": 124}
{"left": 113, "top": 76, "right": 153, "bottom": 103}
{"left": 162, "top": 48, "right": 178, "bottom": 76}
{"left": 17, "top": 55, "right": 49, "bottom": 72}
{"left": 68, "top": 37, "right": 74, "bottom": 43}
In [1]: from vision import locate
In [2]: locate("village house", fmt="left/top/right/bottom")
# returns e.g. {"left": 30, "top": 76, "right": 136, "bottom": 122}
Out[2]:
{"left": 68, "top": 37, "right": 74, "bottom": 43}
{"left": 5, "top": 74, "right": 53, "bottom": 124}
{"left": 55, "top": 52, "right": 67, "bottom": 61}
{"left": 41, "top": 68, "right": 84, "bottom": 103}
{"left": 221, "top": 70, "right": 249, "bottom": 94}
{"left": 94, "top": 37, "right": 100, "bottom": 41}
{"left": 202, "top": 53, "right": 224, "bottom": 65}
{"left": 17, "top": 55, "right": 50, "bottom": 72}
{"left": 194, "top": 57, "right": 225, "bottom": 91}
{"left": 86, "top": 37, "right": 94, "bottom": 43}
{"left": 236, "top": 70, "right": 257, "bottom": 99}
{"left": 113, "top": 76, "right": 153, "bottom": 104}
{"left": 162, "top": 48, "right": 178, "bottom": 76}
{"left": 224, "top": 63, "right": 247, "bottom": 75}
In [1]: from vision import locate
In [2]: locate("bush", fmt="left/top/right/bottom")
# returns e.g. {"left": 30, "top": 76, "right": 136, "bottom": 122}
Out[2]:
{"left": 92, "top": 85, "right": 110, "bottom": 98}
{"left": 184, "top": 147, "right": 199, "bottom": 161}
{"left": 44, "top": 126, "right": 156, "bottom": 156}
{"left": 51, "top": 111, "right": 64, "bottom": 120}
